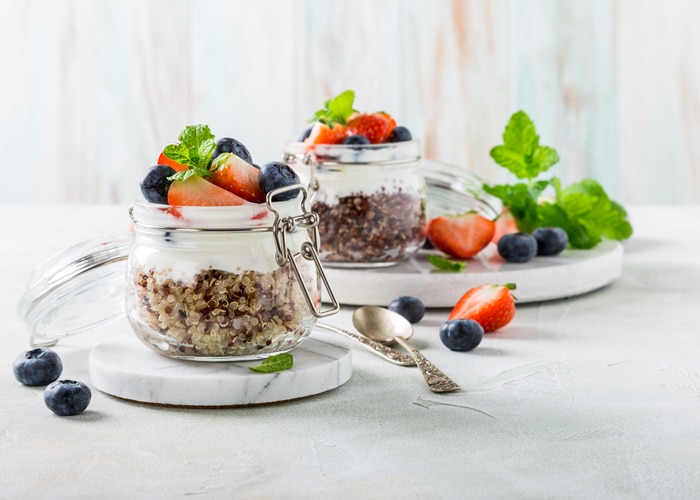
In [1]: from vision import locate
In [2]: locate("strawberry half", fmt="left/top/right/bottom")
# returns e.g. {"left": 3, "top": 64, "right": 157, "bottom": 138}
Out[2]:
{"left": 448, "top": 283, "right": 516, "bottom": 332}
{"left": 157, "top": 150, "right": 188, "bottom": 172}
{"left": 491, "top": 208, "right": 519, "bottom": 244}
{"left": 375, "top": 111, "right": 397, "bottom": 136}
{"left": 427, "top": 212, "right": 495, "bottom": 259}
{"left": 210, "top": 153, "right": 265, "bottom": 203}
{"left": 305, "top": 122, "right": 348, "bottom": 145}
{"left": 347, "top": 113, "right": 392, "bottom": 144}
{"left": 168, "top": 175, "right": 247, "bottom": 206}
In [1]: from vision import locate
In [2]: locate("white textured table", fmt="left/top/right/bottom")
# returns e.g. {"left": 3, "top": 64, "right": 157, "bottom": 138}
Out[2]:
{"left": 2, "top": 204, "right": 700, "bottom": 499}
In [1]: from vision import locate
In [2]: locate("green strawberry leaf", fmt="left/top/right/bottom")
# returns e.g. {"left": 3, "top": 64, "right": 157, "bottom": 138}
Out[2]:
{"left": 249, "top": 353, "right": 294, "bottom": 373}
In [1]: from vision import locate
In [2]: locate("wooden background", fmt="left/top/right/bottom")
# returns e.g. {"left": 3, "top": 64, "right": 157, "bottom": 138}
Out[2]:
{"left": 1, "top": 0, "right": 698, "bottom": 205}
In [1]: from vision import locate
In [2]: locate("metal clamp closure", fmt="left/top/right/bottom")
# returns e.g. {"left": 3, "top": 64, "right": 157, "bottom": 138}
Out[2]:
{"left": 268, "top": 184, "right": 338, "bottom": 318}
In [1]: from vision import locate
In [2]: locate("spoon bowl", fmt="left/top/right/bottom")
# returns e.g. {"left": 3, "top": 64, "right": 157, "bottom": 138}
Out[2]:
{"left": 352, "top": 305, "right": 414, "bottom": 344}
{"left": 352, "top": 306, "right": 460, "bottom": 393}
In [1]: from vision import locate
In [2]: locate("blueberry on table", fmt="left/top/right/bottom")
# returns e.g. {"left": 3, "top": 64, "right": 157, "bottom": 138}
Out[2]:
{"left": 532, "top": 227, "right": 568, "bottom": 256}
{"left": 140, "top": 165, "right": 176, "bottom": 204}
{"left": 44, "top": 380, "right": 91, "bottom": 416}
{"left": 387, "top": 126, "right": 412, "bottom": 143}
{"left": 388, "top": 296, "right": 425, "bottom": 324}
{"left": 212, "top": 137, "right": 253, "bottom": 164}
{"left": 258, "top": 162, "right": 301, "bottom": 201}
{"left": 497, "top": 232, "right": 538, "bottom": 263}
{"left": 342, "top": 134, "right": 371, "bottom": 145}
{"left": 439, "top": 319, "right": 483, "bottom": 352}
{"left": 13, "top": 348, "right": 63, "bottom": 386}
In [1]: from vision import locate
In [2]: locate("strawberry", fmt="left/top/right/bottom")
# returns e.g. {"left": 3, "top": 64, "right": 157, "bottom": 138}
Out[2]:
{"left": 427, "top": 212, "right": 495, "bottom": 259}
{"left": 491, "top": 208, "right": 519, "bottom": 244}
{"left": 448, "top": 283, "right": 516, "bottom": 332}
{"left": 157, "top": 150, "right": 188, "bottom": 172}
{"left": 347, "top": 113, "right": 391, "bottom": 144}
{"left": 210, "top": 153, "right": 265, "bottom": 203}
{"left": 168, "top": 175, "right": 247, "bottom": 206}
{"left": 375, "top": 111, "right": 397, "bottom": 136}
{"left": 305, "top": 122, "right": 348, "bottom": 145}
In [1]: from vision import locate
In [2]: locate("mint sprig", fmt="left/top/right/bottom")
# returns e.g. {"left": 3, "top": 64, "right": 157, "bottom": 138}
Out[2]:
{"left": 164, "top": 124, "right": 216, "bottom": 182}
{"left": 249, "top": 353, "right": 294, "bottom": 373}
{"left": 483, "top": 111, "right": 632, "bottom": 249}
{"left": 310, "top": 90, "right": 355, "bottom": 127}
{"left": 428, "top": 254, "right": 466, "bottom": 272}
{"left": 490, "top": 111, "right": 559, "bottom": 180}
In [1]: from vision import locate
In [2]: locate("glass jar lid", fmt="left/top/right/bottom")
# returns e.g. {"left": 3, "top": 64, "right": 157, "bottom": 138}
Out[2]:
{"left": 17, "top": 233, "right": 133, "bottom": 344}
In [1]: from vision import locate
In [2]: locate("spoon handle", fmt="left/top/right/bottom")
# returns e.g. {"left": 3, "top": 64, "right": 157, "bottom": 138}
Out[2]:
{"left": 394, "top": 337, "right": 461, "bottom": 393}
{"left": 315, "top": 323, "right": 416, "bottom": 366}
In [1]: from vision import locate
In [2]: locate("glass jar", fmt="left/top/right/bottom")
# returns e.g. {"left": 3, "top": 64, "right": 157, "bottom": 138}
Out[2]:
{"left": 126, "top": 186, "right": 338, "bottom": 361}
{"left": 284, "top": 140, "right": 427, "bottom": 268}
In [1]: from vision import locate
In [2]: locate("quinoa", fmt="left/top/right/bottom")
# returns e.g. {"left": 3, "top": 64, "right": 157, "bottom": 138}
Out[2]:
{"left": 313, "top": 189, "right": 427, "bottom": 264}
{"left": 128, "top": 261, "right": 318, "bottom": 359}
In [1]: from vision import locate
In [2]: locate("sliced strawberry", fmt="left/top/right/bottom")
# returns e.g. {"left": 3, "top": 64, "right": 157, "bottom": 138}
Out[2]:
{"left": 210, "top": 154, "right": 265, "bottom": 203}
{"left": 347, "top": 113, "right": 391, "bottom": 144}
{"left": 157, "top": 150, "right": 188, "bottom": 172}
{"left": 448, "top": 283, "right": 516, "bottom": 332}
{"left": 491, "top": 208, "right": 519, "bottom": 244}
{"left": 427, "top": 212, "right": 495, "bottom": 259}
{"left": 167, "top": 175, "right": 247, "bottom": 206}
{"left": 305, "top": 122, "right": 348, "bottom": 145}
{"left": 375, "top": 111, "right": 397, "bottom": 137}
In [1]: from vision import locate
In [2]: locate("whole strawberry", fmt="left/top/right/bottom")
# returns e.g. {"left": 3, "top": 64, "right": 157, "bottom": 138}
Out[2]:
{"left": 448, "top": 283, "right": 516, "bottom": 333}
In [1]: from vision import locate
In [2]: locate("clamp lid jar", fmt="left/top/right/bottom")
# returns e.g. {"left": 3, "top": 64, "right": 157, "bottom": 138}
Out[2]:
{"left": 127, "top": 186, "right": 338, "bottom": 361}
{"left": 284, "top": 140, "right": 427, "bottom": 268}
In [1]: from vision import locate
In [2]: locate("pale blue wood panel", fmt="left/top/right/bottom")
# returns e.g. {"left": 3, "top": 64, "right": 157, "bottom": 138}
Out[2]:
{"left": 511, "top": 0, "right": 621, "bottom": 198}
{"left": 617, "top": 0, "right": 700, "bottom": 204}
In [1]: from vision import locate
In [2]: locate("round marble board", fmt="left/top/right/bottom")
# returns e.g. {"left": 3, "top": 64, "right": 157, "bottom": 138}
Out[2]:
{"left": 325, "top": 240, "right": 624, "bottom": 308}
{"left": 90, "top": 334, "right": 352, "bottom": 407}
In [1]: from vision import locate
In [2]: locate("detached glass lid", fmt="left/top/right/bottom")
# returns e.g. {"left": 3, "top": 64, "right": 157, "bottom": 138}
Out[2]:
{"left": 17, "top": 233, "right": 134, "bottom": 344}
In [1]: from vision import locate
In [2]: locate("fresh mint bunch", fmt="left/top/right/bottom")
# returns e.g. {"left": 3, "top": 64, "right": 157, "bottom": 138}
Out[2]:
{"left": 310, "top": 89, "right": 355, "bottom": 127}
{"left": 249, "top": 353, "right": 294, "bottom": 373}
{"left": 164, "top": 124, "right": 216, "bottom": 182}
{"left": 483, "top": 111, "right": 632, "bottom": 249}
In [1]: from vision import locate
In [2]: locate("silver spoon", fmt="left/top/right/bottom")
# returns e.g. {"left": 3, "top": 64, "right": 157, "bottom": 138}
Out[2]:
{"left": 315, "top": 323, "right": 416, "bottom": 366}
{"left": 352, "top": 306, "right": 461, "bottom": 393}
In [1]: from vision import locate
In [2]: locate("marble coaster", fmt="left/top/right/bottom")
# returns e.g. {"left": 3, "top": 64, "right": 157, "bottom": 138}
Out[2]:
{"left": 89, "top": 334, "right": 352, "bottom": 407}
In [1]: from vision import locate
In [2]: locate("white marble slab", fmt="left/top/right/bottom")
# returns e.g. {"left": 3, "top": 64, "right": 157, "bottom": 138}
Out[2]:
{"left": 325, "top": 240, "right": 623, "bottom": 307}
{"left": 89, "top": 335, "right": 352, "bottom": 407}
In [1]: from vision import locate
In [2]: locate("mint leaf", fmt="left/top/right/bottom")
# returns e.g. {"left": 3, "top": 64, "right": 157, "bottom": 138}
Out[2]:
{"left": 164, "top": 124, "right": 216, "bottom": 181}
{"left": 482, "top": 180, "right": 550, "bottom": 233}
{"left": 490, "top": 111, "right": 559, "bottom": 180}
{"left": 249, "top": 353, "right": 294, "bottom": 373}
{"left": 311, "top": 90, "right": 355, "bottom": 126}
{"left": 428, "top": 254, "right": 466, "bottom": 272}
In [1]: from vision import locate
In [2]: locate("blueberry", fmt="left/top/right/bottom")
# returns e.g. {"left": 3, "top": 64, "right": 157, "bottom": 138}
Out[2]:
{"left": 13, "top": 348, "right": 63, "bottom": 386}
{"left": 258, "top": 162, "right": 301, "bottom": 201}
{"left": 140, "top": 165, "right": 176, "bottom": 204}
{"left": 387, "top": 126, "right": 412, "bottom": 143}
{"left": 497, "top": 232, "right": 538, "bottom": 263}
{"left": 388, "top": 296, "right": 425, "bottom": 324}
{"left": 44, "top": 380, "right": 91, "bottom": 416}
{"left": 298, "top": 127, "right": 312, "bottom": 142}
{"left": 212, "top": 137, "right": 253, "bottom": 164}
{"left": 439, "top": 319, "right": 484, "bottom": 352}
{"left": 342, "top": 134, "right": 370, "bottom": 145}
{"left": 532, "top": 227, "right": 569, "bottom": 256}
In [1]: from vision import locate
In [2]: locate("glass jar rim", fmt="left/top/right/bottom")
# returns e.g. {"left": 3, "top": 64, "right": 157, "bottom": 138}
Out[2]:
{"left": 284, "top": 139, "right": 421, "bottom": 165}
